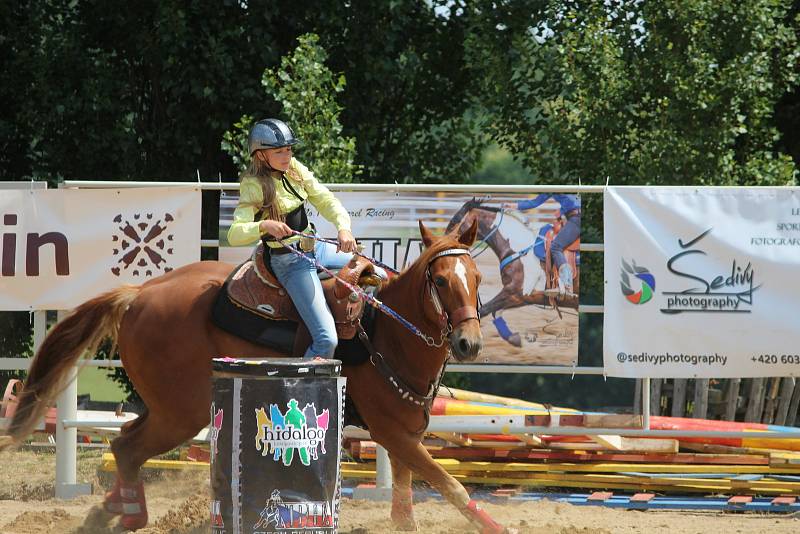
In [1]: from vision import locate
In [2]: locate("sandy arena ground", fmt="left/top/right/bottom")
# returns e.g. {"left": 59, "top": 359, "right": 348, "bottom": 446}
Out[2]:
{"left": 0, "top": 449, "right": 797, "bottom": 534}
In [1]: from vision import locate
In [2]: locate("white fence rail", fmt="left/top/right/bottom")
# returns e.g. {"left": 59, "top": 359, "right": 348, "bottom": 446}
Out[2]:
{"left": 2, "top": 181, "right": 797, "bottom": 499}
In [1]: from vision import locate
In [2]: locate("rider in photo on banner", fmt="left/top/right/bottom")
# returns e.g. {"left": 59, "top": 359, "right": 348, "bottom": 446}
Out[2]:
{"left": 227, "top": 118, "right": 359, "bottom": 360}
{"left": 505, "top": 194, "right": 581, "bottom": 296}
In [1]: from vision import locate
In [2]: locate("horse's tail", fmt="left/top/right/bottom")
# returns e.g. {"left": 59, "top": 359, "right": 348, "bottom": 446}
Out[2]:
{"left": 0, "top": 285, "right": 140, "bottom": 450}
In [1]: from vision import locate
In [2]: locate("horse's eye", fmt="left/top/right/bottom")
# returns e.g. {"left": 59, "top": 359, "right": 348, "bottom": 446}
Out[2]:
{"left": 434, "top": 276, "right": 447, "bottom": 287}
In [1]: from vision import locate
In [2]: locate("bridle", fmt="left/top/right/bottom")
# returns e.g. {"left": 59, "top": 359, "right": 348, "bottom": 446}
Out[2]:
{"left": 422, "top": 248, "right": 480, "bottom": 347}
{"left": 356, "top": 247, "right": 482, "bottom": 429}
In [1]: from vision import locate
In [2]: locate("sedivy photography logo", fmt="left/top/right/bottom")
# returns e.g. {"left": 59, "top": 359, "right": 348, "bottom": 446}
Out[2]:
{"left": 255, "top": 400, "right": 330, "bottom": 467}
{"left": 625, "top": 228, "right": 759, "bottom": 315}
{"left": 620, "top": 258, "right": 655, "bottom": 305}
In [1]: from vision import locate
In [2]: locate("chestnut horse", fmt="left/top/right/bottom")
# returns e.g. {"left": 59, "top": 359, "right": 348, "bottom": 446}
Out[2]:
{"left": 1, "top": 221, "right": 512, "bottom": 533}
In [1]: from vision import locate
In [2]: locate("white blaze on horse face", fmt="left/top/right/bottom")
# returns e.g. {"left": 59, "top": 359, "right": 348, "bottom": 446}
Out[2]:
{"left": 455, "top": 258, "right": 470, "bottom": 296}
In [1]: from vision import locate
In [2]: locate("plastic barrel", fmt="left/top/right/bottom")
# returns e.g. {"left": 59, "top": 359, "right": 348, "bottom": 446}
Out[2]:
{"left": 209, "top": 357, "right": 345, "bottom": 534}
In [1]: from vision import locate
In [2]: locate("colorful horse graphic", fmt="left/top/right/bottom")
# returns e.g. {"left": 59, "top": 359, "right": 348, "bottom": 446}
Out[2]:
{"left": 254, "top": 407, "right": 273, "bottom": 456}
{"left": 254, "top": 400, "right": 329, "bottom": 467}
{"left": 302, "top": 402, "right": 330, "bottom": 459}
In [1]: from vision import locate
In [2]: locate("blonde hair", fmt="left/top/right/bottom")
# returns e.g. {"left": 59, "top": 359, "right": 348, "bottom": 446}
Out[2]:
{"left": 240, "top": 153, "right": 281, "bottom": 222}
{"left": 241, "top": 150, "right": 306, "bottom": 222}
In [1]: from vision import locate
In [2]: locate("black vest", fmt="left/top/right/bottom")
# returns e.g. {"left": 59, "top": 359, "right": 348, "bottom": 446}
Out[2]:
{"left": 255, "top": 175, "right": 308, "bottom": 232}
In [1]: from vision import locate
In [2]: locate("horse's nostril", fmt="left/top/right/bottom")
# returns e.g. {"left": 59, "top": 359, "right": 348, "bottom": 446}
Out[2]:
{"left": 459, "top": 338, "right": 470, "bottom": 354}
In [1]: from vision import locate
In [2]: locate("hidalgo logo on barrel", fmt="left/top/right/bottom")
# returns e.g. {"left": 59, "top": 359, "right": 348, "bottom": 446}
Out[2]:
{"left": 254, "top": 399, "right": 330, "bottom": 467}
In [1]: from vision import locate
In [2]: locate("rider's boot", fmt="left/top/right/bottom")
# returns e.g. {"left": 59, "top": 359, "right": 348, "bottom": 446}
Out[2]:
{"left": 558, "top": 263, "right": 574, "bottom": 297}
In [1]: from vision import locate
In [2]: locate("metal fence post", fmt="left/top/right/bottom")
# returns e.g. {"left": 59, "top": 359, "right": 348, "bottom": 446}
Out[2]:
{"left": 351, "top": 444, "right": 393, "bottom": 501}
{"left": 54, "top": 310, "right": 91, "bottom": 499}
{"left": 642, "top": 377, "right": 651, "bottom": 430}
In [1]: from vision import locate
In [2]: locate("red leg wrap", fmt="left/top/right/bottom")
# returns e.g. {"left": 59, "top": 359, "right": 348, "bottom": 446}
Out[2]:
{"left": 119, "top": 480, "right": 148, "bottom": 530}
{"left": 465, "top": 500, "right": 505, "bottom": 534}
{"left": 103, "top": 475, "right": 123, "bottom": 514}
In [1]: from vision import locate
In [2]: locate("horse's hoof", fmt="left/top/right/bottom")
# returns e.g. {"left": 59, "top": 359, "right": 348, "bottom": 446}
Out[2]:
{"left": 120, "top": 511, "right": 148, "bottom": 531}
{"left": 391, "top": 504, "right": 417, "bottom": 530}
{"left": 507, "top": 333, "right": 522, "bottom": 348}
{"left": 391, "top": 517, "right": 418, "bottom": 531}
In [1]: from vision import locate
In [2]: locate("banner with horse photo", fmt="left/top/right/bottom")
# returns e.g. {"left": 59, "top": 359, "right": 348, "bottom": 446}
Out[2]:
{"left": 220, "top": 190, "right": 581, "bottom": 366}
{"left": 604, "top": 186, "right": 800, "bottom": 378}
{"left": 0, "top": 187, "right": 201, "bottom": 311}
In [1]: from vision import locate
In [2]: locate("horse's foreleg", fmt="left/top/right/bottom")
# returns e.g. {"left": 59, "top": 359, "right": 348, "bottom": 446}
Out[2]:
{"left": 385, "top": 440, "right": 509, "bottom": 534}
{"left": 389, "top": 454, "right": 416, "bottom": 531}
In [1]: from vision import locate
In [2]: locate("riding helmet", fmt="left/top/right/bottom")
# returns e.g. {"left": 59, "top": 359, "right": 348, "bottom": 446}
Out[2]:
{"left": 248, "top": 118, "right": 300, "bottom": 155}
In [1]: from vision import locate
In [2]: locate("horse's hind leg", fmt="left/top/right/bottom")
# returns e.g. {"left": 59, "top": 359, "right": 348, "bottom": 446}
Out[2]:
{"left": 103, "top": 409, "right": 149, "bottom": 515}
{"left": 382, "top": 438, "right": 508, "bottom": 534}
{"left": 389, "top": 453, "right": 416, "bottom": 530}
{"left": 108, "top": 409, "right": 207, "bottom": 530}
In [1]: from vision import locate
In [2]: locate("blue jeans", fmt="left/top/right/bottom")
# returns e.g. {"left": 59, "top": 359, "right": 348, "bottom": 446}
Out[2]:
{"left": 314, "top": 240, "right": 351, "bottom": 269}
{"left": 269, "top": 243, "right": 341, "bottom": 359}
{"left": 551, "top": 214, "right": 580, "bottom": 268}
{"left": 315, "top": 241, "right": 388, "bottom": 279}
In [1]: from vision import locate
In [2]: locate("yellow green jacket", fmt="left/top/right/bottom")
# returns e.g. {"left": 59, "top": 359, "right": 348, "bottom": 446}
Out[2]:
{"left": 227, "top": 158, "right": 351, "bottom": 247}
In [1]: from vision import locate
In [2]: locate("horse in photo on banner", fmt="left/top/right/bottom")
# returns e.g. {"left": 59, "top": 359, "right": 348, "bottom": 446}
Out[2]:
{"left": 446, "top": 197, "right": 579, "bottom": 348}
{"left": 0, "top": 220, "right": 513, "bottom": 534}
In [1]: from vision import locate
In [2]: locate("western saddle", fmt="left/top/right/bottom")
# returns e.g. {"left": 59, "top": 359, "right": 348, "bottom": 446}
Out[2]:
{"left": 225, "top": 243, "right": 382, "bottom": 355}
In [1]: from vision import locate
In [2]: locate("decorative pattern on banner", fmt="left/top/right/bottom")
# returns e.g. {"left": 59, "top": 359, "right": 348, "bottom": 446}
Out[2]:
{"left": 0, "top": 187, "right": 201, "bottom": 310}
{"left": 603, "top": 187, "right": 800, "bottom": 378}
{"left": 219, "top": 191, "right": 581, "bottom": 366}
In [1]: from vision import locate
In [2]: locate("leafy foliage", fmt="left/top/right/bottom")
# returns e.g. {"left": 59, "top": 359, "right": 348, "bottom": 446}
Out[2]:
{"left": 222, "top": 34, "right": 360, "bottom": 183}
{"left": 2, "top": 1, "right": 799, "bottom": 408}
{"left": 463, "top": 0, "right": 799, "bottom": 186}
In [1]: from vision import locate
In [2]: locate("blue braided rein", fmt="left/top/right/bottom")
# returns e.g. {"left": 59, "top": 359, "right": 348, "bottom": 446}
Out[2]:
{"left": 289, "top": 230, "right": 400, "bottom": 275}
{"left": 274, "top": 237, "right": 442, "bottom": 346}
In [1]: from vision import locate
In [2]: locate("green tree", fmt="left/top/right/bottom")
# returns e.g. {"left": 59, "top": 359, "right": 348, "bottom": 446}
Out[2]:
{"left": 1, "top": 1, "right": 483, "bottom": 185}
{"left": 469, "top": 145, "right": 537, "bottom": 185}
{"left": 464, "top": 0, "right": 799, "bottom": 186}
{"left": 222, "top": 34, "right": 360, "bottom": 183}
{"left": 460, "top": 0, "right": 799, "bottom": 408}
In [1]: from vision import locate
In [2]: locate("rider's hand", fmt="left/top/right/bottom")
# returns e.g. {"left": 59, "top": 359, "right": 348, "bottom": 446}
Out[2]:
{"left": 259, "top": 220, "right": 293, "bottom": 239}
{"left": 337, "top": 229, "right": 357, "bottom": 253}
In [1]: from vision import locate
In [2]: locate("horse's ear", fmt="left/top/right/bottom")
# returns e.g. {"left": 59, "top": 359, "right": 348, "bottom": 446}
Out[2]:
{"left": 459, "top": 218, "right": 478, "bottom": 247}
{"left": 419, "top": 220, "right": 435, "bottom": 247}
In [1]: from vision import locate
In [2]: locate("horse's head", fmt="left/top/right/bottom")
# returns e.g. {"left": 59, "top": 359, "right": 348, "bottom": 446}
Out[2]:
{"left": 418, "top": 220, "right": 483, "bottom": 361}
{"left": 445, "top": 197, "right": 498, "bottom": 242}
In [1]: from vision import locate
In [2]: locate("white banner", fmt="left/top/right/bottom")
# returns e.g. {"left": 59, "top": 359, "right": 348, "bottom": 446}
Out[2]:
{"left": 603, "top": 186, "right": 800, "bottom": 378}
{"left": 219, "top": 190, "right": 581, "bottom": 366}
{"left": 0, "top": 187, "right": 201, "bottom": 310}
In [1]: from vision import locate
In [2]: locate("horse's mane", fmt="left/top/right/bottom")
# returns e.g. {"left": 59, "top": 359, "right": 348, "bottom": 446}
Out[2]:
{"left": 380, "top": 232, "right": 467, "bottom": 293}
